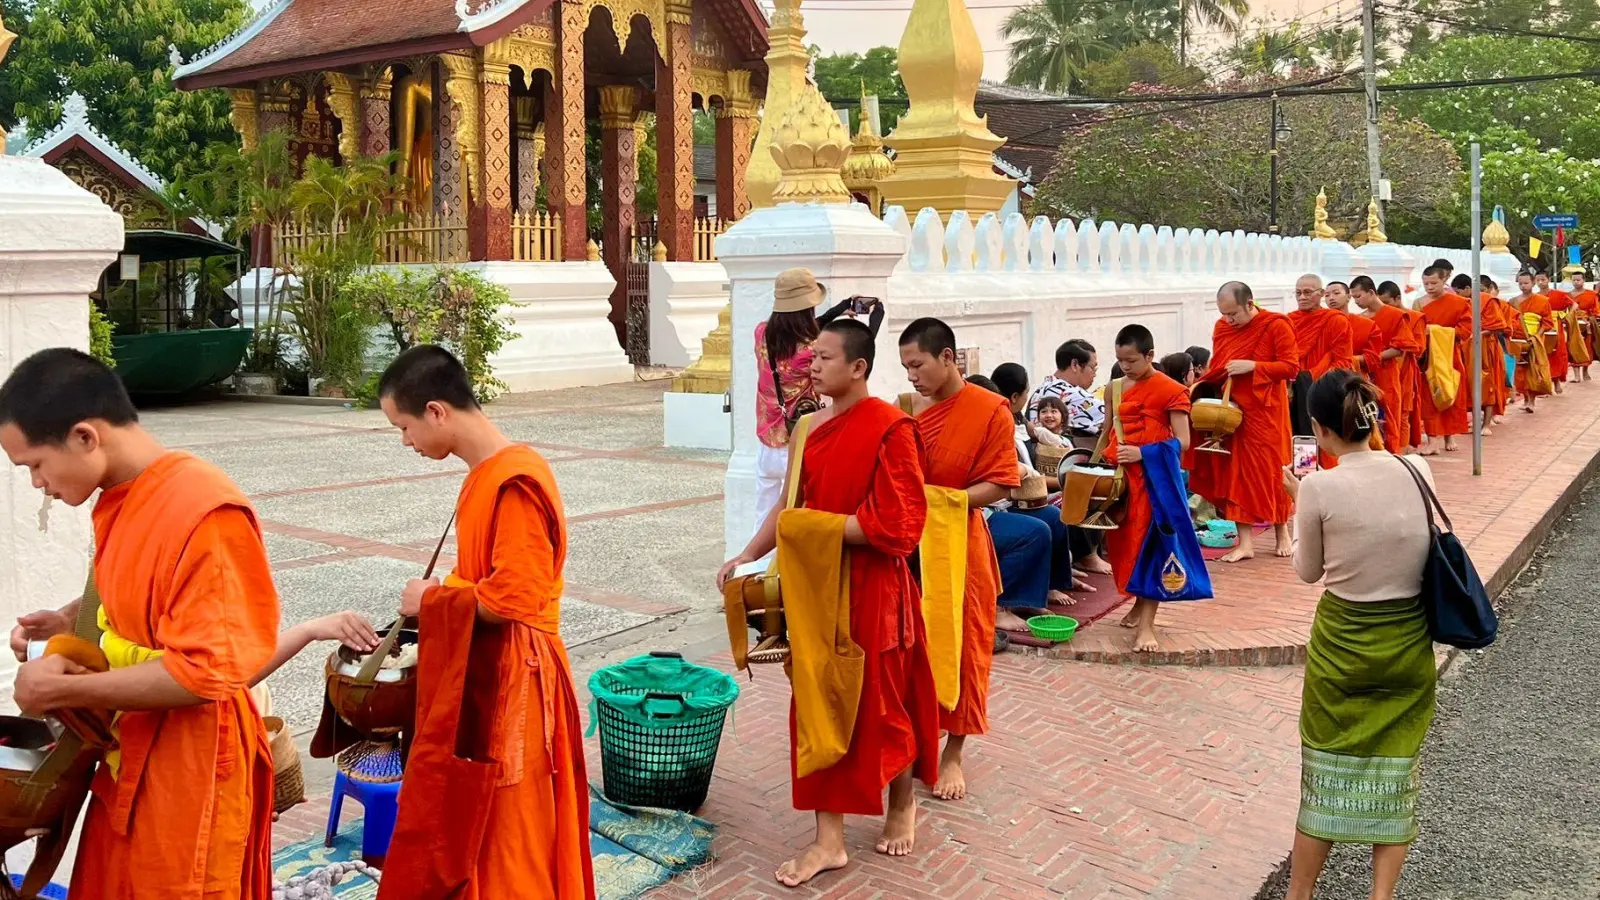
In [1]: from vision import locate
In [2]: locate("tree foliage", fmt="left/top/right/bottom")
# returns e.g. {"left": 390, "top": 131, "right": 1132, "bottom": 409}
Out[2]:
{"left": 1080, "top": 43, "right": 1205, "bottom": 96}
{"left": 1476, "top": 146, "right": 1600, "bottom": 264}
{"left": 1032, "top": 88, "right": 1462, "bottom": 243}
{"left": 810, "top": 45, "right": 905, "bottom": 133}
{"left": 5, "top": 0, "right": 249, "bottom": 180}
{"left": 1001, "top": 0, "right": 1243, "bottom": 94}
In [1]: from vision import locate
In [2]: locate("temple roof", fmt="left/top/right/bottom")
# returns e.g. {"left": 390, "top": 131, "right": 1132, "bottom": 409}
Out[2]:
{"left": 975, "top": 81, "right": 1104, "bottom": 192}
{"left": 173, "top": 0, "right": 771, "bottom": 90}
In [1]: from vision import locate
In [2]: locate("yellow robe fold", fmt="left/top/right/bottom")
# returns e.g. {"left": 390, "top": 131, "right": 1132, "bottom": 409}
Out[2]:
{"left": 776, "top": 508, "right": 863, "bottom": 778}
{"left": 917, "top": 485, "right": 967, "bottom": 712}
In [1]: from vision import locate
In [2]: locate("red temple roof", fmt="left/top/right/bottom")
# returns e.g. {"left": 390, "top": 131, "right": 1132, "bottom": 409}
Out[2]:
{"left": 174, "top": 0, "right": 770, "bottom": 90}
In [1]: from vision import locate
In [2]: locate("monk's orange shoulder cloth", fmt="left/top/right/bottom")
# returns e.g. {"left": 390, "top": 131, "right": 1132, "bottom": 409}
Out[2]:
{"left": 776, "top": 507, "right": 860, "bottom": 778}
{"left": 74, "top": 451, "right": 276, "bottom": 900}
{"left": 380, "top": 444, "right": 596, "bottom": 900}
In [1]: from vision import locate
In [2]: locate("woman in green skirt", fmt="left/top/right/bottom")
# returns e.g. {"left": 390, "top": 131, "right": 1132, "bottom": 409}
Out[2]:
{"left": 1281, "top": 370, "right": 1438, "bottom": 900}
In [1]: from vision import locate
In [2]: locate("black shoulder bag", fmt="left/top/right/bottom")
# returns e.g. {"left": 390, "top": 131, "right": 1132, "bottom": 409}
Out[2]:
{"left": 1396, "top": 456, "right": 1498, "bottom": 649}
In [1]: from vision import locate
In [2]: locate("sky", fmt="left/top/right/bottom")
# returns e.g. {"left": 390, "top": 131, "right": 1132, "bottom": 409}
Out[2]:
{"left": 798, "top": 0, "right": 1345, "bottom": 83}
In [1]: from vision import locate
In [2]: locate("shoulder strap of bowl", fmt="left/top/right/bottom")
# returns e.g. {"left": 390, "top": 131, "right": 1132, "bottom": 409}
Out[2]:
{"left": 1090, "top": 378, "right": 1125, "bottom": 465}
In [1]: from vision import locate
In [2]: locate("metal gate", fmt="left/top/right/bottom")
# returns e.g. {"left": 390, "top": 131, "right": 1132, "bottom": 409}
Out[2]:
{"left": 624, "top": 221, "right": 655, "bottom": 366}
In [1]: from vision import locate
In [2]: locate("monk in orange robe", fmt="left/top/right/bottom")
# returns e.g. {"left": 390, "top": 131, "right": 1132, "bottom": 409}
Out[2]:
{"left": 1104, "top": 325, "right": 1192, "bottom": 653}
{"left": 1353, "top": 278, "right": 1421, "bottom": 454}
{"left": 1417, "top": 266, "right": 1474, "bottom": 454}
{"left": 1377, "top": 281, "right": 1426, "bottom": 451}
{"left": 1569, "top": 270, "right": 1598, "bottom": 380}
{"left": 1477, "top": 276, "right": 1514, "bottom": 425}
{"left": 377, "top": 345, "right": 595, "bottom": 900}
{"left": 895, "top": 317, "right": 1019, "bottom": 803}
{"left": 1538, "top": 272, "right": 1571, "bottom": 389}
{"left": 1331, "top": 280, "right": 1382, "bottom": 379}
{"left": 721, "top": 320, "right": 939, "bottom": 887}
{"left": 1512, "top": 271, "right": 1556, "bottom": 412}
{"left": 1, "top": 348, "right": 277, "bottom": 900}
{"left": 1288, "top": 274, "right": 1353, "bottom": 468}
{"left": 1190, "top": 281, "right": 1299, "bottom": 562}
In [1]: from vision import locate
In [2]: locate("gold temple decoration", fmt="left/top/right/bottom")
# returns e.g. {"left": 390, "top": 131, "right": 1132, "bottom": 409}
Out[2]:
{"left": 878, "top": 0, "right": 1013, "bottom": 218}
{"left": 1484, "top": 216, "right": 1511, "bottom": 254}
{"left": 652, "top": 240, "right": 668, "bottom": 262}
{"left": 1363, "top": 198, "right": 1387, "bottom": 245}
{"left": 0, "top": 13, "right": 14, "bottom": 154}
{"left": 227, "top": 88, "right": 260, "bottom": 152}
{"left": 744, "top": 0, "right": 809, "bottom": 210}
{"left": 673, "top": 300, "right": 733, "bottom": 393}
{"left": 843, "top": 83, "right": 895, "bottom": 213}
{"left": 770, "top": 79, "right": 851, "bottom": 205}
{"left": 323, "top": 72, "right": 362, "bottom": 162}
{"left": 585, "top": 239, "right": 601, "bottom": 261}
{"left": 440, "top": 52, "right": 482, "bottom": 205}
{"left": 1311, "top": 186, "right": 1336, "bottom": 240}
{"left": 598, "top": 85, "right": 641, "bottom": 130}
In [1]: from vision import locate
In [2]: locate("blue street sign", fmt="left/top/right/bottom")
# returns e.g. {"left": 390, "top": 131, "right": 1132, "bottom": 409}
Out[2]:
{"left": 1533, "top": 213, "right": 1579, "bottom": 229}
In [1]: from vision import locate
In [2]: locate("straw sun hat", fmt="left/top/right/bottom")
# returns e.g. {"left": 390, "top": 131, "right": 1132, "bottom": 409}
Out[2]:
{"left": 773, "top": 267, "right": 826, "bottom": 313}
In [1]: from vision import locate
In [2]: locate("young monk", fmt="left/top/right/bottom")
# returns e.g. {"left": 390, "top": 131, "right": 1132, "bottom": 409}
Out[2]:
{"left": 1537, "top": 271, "right": 1571, "bottom": 390}
{"left": 376, "top": 345, "right": 594, "bottom": 899}
{"left": 0, "top": 348, "right": 278, "bottom": 899}
{"left": 1335, "top": 278, "right": 1382, "bottom": 383}
{"left": 1567, "top": 269, "right": 1597, "bottom": 380}
{"left": 720, "top": 319, "right": 939, "bottom": 887}
{"left": 1380, "top": 281, "right": 1428, "bottom": 452}
{"left": 1478, "top": 276, "right": 1515, "bottom": 426}
{"left": 1447, "top": 273, "right": 1501, "bottom": 435}
{"left": 1353, "top": 278, "right": 1422, "bottom": 453}
{"left": 898, "top": 317, "right": 1026, "bottom": 801}
{"left": 1190, "top": 281, "right": 1299, "bottom": 562}
{"left": 1511, "top": 271, "right": 1556, "bottom": 413}
{"left": 1105, "top": 325, "right": 1193, "bottom": 653}
{"left": 1288, "top": 274, "right": 1353, "bottom": 468}
{"left": 1417, "top": 266, "right": 1473, "bottom": 455}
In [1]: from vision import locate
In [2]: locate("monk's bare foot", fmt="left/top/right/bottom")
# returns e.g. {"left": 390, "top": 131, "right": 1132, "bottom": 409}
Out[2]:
{"left": 876, "top": 805, "right": 915, "bottom": 856}
{"left": 1048, "top": 590, "right": 1078, "bottom": 607}
{"left": 1493, "top": 415, "right": 1506, "bottom": 425}
{"left": 995, "top": 609, "right": 1031, "bottom": 632}
{"left": 1418, "top": 443, "right": 1440, "bottom": 457}
{"left": 1480, "top": 426, "right": 1493, "bottom": 436}
{"left": 775, "top": 843, "right": 848, "bottom": 887}
{"left": 1555, "top": 382, "right": 1565, "bottom": 394}
{"left": 1218, "top": 547, "right": 1254, "bottom": 563}
{"left": 1444, "top": 438, "right": 1460, "bottom": 452}
{"left": 1118, "top": 605, "right": 1140, "bottom": 628}
{"left": 1078, "top": 554, "right": 1113, "bottom": 575}
{"left": 1134, "top": 623, "right": 1160, "bottom": 653}
{"left": 1071, "top": 577, "right": 1098, "bottom": 592}
{"left": 1523, "top": 404, "right": 1536, "bottom": 413}
{"left": 933, "top": 739, "right": 967, "bottom": 801}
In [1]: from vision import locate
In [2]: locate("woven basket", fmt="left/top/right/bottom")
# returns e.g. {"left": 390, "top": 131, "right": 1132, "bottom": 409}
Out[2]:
{"left": 264, "top": 716, "right": 305, "bottom": 814}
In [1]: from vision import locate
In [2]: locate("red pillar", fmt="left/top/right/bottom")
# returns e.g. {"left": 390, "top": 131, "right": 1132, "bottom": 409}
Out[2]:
{"left": 478, "top": 62, "right": 513, "bottom": 261}
{"left": 715, "top": 70, "right": 756, "bottom": 223}
{"left": 552, "top": 0, "right": 589, "bottom": 261}
{"left": 359, "top": 73, "right": 392, "bottom": 159}
{"left": 655, "top": 1, "right": 694, "bottom": 262}
{"left": 599, "top": 85, "right": 638, "bottom": 345}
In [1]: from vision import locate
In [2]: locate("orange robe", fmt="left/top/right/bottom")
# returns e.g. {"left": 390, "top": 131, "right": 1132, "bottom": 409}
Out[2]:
{"left": 1348, "top": 312, "right": 1381, "bottom": 378}
{"left": 1514, "top": 293, "right": 1556, "bottom": 397}
{"left": 72, "top": 452, "right": 277, "bottom": 900}
{"left": 1482, "top": 297, "right": 1514, "bottom": 415}
{"left": 383, "top": 445, "right": 595, "bottom": 900}
{"left": 1547, "top": 289, "right": 1572, "bottom": 380}
{"left": 1575, "top": 289, "right": 1600, "bottom": 360}
{"left": 792, "top": 398, "right": 940, "bottom": 813}
{"left": 1368, "top": 305, "right": 1423, "bottom": 453}
{"left": 1289, "top": 307, "right": 1354, "bottom": 468}
{"left": 1190, "top": 310, "right": 1298, "bottom": 525}
{"left": 915, "top": 383, "right": 1018, "bottom": 738}
{"left": 1104, "top": 373, "right": 1191, "bottom": 595}
{"left": 1419, "top": 292, "right": 1473, "bottom": 437}
{"left": 1404, "top": 309, "right": 1429, "bottom": 446}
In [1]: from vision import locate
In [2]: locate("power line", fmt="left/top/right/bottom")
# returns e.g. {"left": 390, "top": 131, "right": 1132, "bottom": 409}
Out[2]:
{"left": 1376, "top": 3, "right": 1600, "bottom": 45}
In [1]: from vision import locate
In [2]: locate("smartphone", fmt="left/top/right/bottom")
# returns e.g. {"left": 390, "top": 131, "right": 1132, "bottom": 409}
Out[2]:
{"left": 1291, "top": 436, "right": 1318, "bottom": 478}
{"left": 848, "top": 295, "right": 879, "bottom": 316}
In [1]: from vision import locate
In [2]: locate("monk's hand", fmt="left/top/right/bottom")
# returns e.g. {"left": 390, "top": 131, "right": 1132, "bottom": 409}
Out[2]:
{"left": 305, "top": 612, "right": 381, "bottom": 653}
{"left": 1224, "top": 359, "right": 1256, "bottom": 376}
{"left": 1281, "top": 466, "right": 1301, "bottom": 501}
{"left": 13, "top": 653, "right": 89, "bottom": 716}
{"left": 400, "top": 578, "right": 439, "bottom": 618}
{"left": 717, "top": 554, "right": 753, "bottom": 591}
{"left": 10, "top": 608, "right": 73, "bottom": 662}
{"left": 1115, "top": 445, "right": 1143, "bottom": 465}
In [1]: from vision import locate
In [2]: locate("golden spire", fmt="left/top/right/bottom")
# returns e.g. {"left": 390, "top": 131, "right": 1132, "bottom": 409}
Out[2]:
{"left": 1483, "top": 217, "right": 1511, "bottom": 254}
{"left": 1364, "top": 198, "right": 1387, "bottom": 244}
{"left": 744, "top": 0, "right": 810, "bottom": 209}
{"left": 843, "top": 83, "right": 895, "bottom": 198}
{"left": 877, "top": 0, "right": 1014, "bottom": 218}
{"left": 0, "top": 13, "right": 15, "bottom": 154}
{"left": 770, "top": 80, "right": 852, "bottom": 204}
{"left": 1311, "top": 186, "right": 1336, "bottom": 240}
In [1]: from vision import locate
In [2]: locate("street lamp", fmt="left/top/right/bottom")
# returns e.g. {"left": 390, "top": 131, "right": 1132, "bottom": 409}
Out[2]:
{"left": 1268, "top": 95, "right": 1292, "bottom": 234}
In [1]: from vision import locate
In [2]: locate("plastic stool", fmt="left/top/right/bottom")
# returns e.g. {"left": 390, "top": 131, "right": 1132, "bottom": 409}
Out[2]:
{"left": 325, "top": 770, "right": 401, "bottom": 867}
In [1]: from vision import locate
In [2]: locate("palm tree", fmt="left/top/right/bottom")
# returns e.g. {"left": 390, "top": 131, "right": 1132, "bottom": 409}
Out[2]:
{"left": 1177, "top": 0, "right": 1249, "bottom": 65}
{"left": 1002, "top": 0, "right": 1113, "bottom": 94}
{"left": 1225, "top": 23, "right": 1315, "bottom": 78}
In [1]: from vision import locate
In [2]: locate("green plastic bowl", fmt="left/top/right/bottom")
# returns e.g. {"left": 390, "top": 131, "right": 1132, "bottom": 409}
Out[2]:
{"left": 1026, "top": 614, "right": 1079, "bottom": 643}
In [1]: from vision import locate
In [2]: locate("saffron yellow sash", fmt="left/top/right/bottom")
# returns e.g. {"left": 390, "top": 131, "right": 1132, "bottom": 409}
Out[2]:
{"left": 97, "top": 606, "right": 164, "bottom": 779}
{"left": 917, "top": 486, "right": 967, "bottom": 711}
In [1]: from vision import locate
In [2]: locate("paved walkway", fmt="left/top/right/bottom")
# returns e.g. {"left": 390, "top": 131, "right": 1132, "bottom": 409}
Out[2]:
{"left": 181, "top": 380, "right": 1600, "bottom": 899}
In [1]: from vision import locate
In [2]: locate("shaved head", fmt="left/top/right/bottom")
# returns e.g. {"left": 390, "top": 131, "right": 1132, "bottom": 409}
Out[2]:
{"left": 1217, "top": 281, "right": 1257, "bottom": 327}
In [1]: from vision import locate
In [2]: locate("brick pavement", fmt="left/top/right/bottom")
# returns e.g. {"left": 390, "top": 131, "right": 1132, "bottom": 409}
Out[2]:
{"left": 267, "top": 383, "right": 1600, "bottom": 899}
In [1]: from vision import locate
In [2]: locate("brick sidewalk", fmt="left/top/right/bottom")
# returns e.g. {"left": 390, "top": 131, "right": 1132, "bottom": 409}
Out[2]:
{"left": 272, "top": 385, "right": 1600, "bottom": 898}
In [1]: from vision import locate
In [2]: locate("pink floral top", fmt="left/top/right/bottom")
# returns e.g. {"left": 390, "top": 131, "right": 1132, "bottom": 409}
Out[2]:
{"left": 755, "top": 322, "right": 820, "bottom": 448}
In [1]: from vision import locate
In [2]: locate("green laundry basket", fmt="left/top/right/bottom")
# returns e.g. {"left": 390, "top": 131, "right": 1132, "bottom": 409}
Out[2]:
{"left": 588, "top": 651, "right": 740, "bottom": 812}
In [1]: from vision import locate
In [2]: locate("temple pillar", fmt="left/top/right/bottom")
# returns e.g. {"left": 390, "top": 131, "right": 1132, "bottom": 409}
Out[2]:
{"left": 476, "top": 60, "right": 514, "bottom": 261}
{"left": 514, "top": 96, "right": 540, "bottom": 212}
{"left": 227, "top": 89, "right": 260, "bottom": 152}
{"left": 551, "top": 0, "right": 588, "bottom": 261}
{"left": 360, "top": 70, "right": 393, "bottom": 158}
{"left": 655, "top": 0, "right": 694, "bottom": 261}
{"left": 599, "top": 85, "right": 639, "bottom": 345}
{"left": 435, "top": 67, "right": 462, "bottom": 218}
{"left": 715, "top": 68, "right": 755, "bottom": 223}
{"left": 258, "top": 81, "right": 294, "bottom": 136}
{"left": 324, "top": 72, "right": 361, "bottom": 163}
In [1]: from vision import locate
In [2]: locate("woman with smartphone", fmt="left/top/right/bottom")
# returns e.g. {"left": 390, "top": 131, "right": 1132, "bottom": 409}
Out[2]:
{"left": 1280, "top": 369, "right": 1438, "bottom": 900}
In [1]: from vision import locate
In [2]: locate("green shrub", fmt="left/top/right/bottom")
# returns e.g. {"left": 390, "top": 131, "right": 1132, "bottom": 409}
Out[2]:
{"left": 89, "top": 301, "right": 116, "bottom": 368}
{"left": 343, "top": 267, "right": 515, "bottom": 404}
